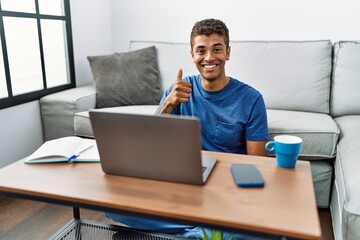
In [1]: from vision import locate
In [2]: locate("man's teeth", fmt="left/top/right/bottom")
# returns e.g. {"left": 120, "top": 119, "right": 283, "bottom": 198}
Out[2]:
{"left": 204, "top": 65, "right": 216, "bottom": 69}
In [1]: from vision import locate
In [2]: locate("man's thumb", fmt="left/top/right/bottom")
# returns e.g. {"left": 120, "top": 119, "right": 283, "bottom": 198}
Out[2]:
{"left": 177, "top": 69, "right": 183, "bottom": 82}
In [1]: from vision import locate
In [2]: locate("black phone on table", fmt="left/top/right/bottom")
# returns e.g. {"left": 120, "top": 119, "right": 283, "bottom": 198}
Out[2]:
{"left": 231, "top": 164, "right": 265, "bottom": 188}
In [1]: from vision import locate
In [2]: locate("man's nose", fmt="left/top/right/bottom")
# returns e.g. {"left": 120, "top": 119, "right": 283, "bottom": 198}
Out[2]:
{"left": 204, "top": 51, "right": 214, "bottom": 61}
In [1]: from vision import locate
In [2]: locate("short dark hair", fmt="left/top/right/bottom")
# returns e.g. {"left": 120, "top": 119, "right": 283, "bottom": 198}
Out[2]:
{"left": 190, "top": 18, "right": 229, "bottom": 49}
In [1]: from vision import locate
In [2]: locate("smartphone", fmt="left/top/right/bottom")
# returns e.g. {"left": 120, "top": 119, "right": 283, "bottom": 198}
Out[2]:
{"left": 231, "top": 164, "right": 265, "bottom": 188}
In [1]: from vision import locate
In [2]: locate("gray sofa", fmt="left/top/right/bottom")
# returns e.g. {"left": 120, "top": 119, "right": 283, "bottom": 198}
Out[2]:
{"left": 39, "top": 40, "right": 360, "bottom": 240}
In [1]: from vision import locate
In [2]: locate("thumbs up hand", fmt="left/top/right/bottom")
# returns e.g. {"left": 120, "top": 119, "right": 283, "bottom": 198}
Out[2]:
{"left": 167, "top": 69, "right": 192, "bottom": 106}
{"left": 155, "top": 69, "right": 192, "bottom": 114}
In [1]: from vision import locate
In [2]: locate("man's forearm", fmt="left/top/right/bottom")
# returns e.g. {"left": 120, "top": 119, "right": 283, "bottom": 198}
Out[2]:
{"left": 155, "top": 101, "right": 174, "bottom": 115}
{"left": 246, "top": 140, "right": 267, "bottom": 156}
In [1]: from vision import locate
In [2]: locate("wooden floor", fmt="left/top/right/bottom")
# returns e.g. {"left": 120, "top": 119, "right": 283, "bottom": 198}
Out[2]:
{"left": 0, "top": 196, "right": 334, "bottom": 240}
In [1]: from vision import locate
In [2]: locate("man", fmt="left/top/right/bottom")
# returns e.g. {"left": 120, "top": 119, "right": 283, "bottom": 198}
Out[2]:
{"left": 106, "top": 19, "right": 269, "bottom": 239}
{"left": 156, "top": 18, "right": 268, "bottom": 156}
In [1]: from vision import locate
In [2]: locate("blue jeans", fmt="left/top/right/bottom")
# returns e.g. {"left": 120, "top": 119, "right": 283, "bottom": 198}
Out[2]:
{"left": 105, "top": 212, "right": 268, "bottom": 239}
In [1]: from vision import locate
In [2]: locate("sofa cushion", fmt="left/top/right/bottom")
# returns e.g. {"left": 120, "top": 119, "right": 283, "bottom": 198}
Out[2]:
{"left": 87, "top": 46, "right": 163, "bottom": 108}
{"left": 76, "top": 107, "right": 340, "bottom": 159}
{"left": 130, "top": 41, "right": 198, "bottom": 92}
{"left": 332, "top": 116, "right": 360, "bottom": 240}
{"left": 267, "top": 109, "right": 339, "bottom": 159}
{"left": 331, "top": 41, "right": 360, "bottom": 117}
{"left": 228, "top": 41, "right": 332, "bottom": 113}
{"left": 310, "top": 161, "right": 333, "bottom": 208}
{"left": 74, "top": 105, "right": 159, "bottom": 138}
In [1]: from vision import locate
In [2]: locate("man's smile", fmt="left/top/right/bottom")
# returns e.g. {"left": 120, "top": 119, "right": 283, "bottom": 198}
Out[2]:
{"left": 202, "top": 63, "right": 220, "bottom": 71}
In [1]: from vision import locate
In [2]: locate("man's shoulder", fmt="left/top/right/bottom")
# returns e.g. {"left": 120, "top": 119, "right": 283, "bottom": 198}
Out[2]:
{"left": 230, "top": 77, "right": 262, "bottom": 96}
{"left": 184, "top": 75, "right": 200, "bottom": 83}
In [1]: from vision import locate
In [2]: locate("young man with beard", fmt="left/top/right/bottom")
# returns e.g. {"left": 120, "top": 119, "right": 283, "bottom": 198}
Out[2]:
{"left": 156, "top": 18, "right": 269, "bottom": 156}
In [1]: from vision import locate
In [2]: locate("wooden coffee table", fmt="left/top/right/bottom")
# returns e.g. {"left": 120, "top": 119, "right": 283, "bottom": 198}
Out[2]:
{"left": 0, "top": 151, "right": 321, "bottom": 239}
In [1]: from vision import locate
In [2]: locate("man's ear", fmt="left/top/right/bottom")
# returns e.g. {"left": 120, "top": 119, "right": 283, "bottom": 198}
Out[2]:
{"left": 226, "top": 46, "right": 231, "bottom": 61}
{"left": 190, "top": 49, "right": 195, "bottom": 62}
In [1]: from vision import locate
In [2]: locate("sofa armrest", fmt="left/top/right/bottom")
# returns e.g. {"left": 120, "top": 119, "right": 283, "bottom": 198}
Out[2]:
{"left": 40, "top": 84, "right": 96, "bottom": 140}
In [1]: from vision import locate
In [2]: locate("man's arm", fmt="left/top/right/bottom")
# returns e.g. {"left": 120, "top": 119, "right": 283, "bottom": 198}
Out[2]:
{"left": 246, "top": 140, "right": 267, "bottom": 156}
{"left": 155, "top": 69, "right": 192, "bottom": 114}
{"left": 155, "top": 100, "right": 176, "bottom": 114}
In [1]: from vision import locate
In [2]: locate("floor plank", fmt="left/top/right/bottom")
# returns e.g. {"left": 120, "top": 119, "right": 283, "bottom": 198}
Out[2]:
{"left": 0, "top": 197, "right": 334, "bottom": 239}
{"left": 0, "top": 197, "right": 112, "bottom": 240}
{"left": 318, "top": 208, "right": 334, "bottom": 240}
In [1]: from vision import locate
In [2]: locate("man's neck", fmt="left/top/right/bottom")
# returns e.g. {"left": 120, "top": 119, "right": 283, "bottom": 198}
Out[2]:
{"left": 201, "top": 75, "right": 230, "bottom": 91}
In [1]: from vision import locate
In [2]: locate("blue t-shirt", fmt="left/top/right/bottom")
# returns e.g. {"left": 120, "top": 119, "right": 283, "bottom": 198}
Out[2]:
{"left": 160, "top": 75, "right": 269, "bottom": 154}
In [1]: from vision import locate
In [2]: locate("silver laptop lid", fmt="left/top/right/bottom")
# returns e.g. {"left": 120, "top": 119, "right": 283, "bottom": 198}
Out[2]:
{"left": 90, "top": 111, "right": 216, "bottom": 185}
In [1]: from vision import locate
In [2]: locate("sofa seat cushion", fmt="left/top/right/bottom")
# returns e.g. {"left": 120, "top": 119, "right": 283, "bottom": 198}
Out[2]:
{"left": 76, "top": 107, "right": 340, "bottom": 159}
{"left": 334, "top": 116, "right": 360, "bottom": 202}
{"left": 310, "top": 161, "right": 333, "bottom": 208}
{"left": 267, "top": 109, "right": 339, "bottom": 159}
{"left": 74, "top": 105, "right": 159, "bottom": 138}
{"left": 332, "top": 115, "right": 360, "bottom": 240}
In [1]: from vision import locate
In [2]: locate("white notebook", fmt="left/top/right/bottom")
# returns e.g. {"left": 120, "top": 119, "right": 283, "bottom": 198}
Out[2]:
{"left": 25, "top": 136, "right": 100, "bottom": 164}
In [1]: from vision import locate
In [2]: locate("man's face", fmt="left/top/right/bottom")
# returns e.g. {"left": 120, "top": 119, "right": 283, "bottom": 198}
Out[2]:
{"left": 191, "top": 34, "right": 230, "bottom": 82}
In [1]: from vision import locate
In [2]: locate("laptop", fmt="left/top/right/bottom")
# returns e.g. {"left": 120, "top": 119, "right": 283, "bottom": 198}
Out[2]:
{"left": 89, "top": 111, "right": 217, "bottom": 185}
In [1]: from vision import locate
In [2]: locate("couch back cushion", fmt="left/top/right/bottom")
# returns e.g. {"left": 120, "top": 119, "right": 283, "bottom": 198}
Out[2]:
{"left": 130, "top": 41, "right": 198, "bottom": 93}
{"left": 331, "top": 41, "right": 360, "bottom": 117}
{"left": 130, "top": 40, "right": 332, "bottom": 113}
{"left": 227, "top": 41, "right": 332, "bottom": 113}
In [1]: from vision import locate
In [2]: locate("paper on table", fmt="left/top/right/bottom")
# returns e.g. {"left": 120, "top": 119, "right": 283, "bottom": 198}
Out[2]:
{"left": 25, "top": 136, "right": 100, "bottom": 163}
{"left": 73, "top": 138, "right": 100, "bottom": 161}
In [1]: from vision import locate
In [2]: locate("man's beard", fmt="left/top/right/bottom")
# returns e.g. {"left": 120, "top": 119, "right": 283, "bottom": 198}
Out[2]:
{"left": 201, "top": 72, "right": 220, "bottom": 82}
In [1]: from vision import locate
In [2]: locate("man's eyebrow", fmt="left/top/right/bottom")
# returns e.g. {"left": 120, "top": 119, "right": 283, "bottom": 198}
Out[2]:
{"left": 213, "top": 43, "right": 224, "bottom": 47}
{"left": 194, "top": 43, "right": 224, "bottom": 49}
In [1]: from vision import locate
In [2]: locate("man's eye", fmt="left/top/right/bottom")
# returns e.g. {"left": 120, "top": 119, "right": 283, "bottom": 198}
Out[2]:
{"left": 214, "top": 48, "right": 222, "bottom": 53}
{"left": 196, "top": 49, "right": 205, "bottom": 54}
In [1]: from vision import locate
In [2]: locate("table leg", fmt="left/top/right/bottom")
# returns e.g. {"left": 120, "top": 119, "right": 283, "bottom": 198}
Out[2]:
{"left": 73, "top": 206, "right": 80, "bottom": 219}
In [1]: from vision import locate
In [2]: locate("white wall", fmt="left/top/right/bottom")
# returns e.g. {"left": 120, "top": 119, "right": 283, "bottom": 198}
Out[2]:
{"left": 0, "top": 101, "right": 43, "bottom": 168}
{"left": 0, "top": 0, "right": 112, "bottom": 168}
{"left": 71, "top": 0, "right": 113, "bottom": 86}
{"left": 111, "top": 0, "right": 360, "bottom": 52}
